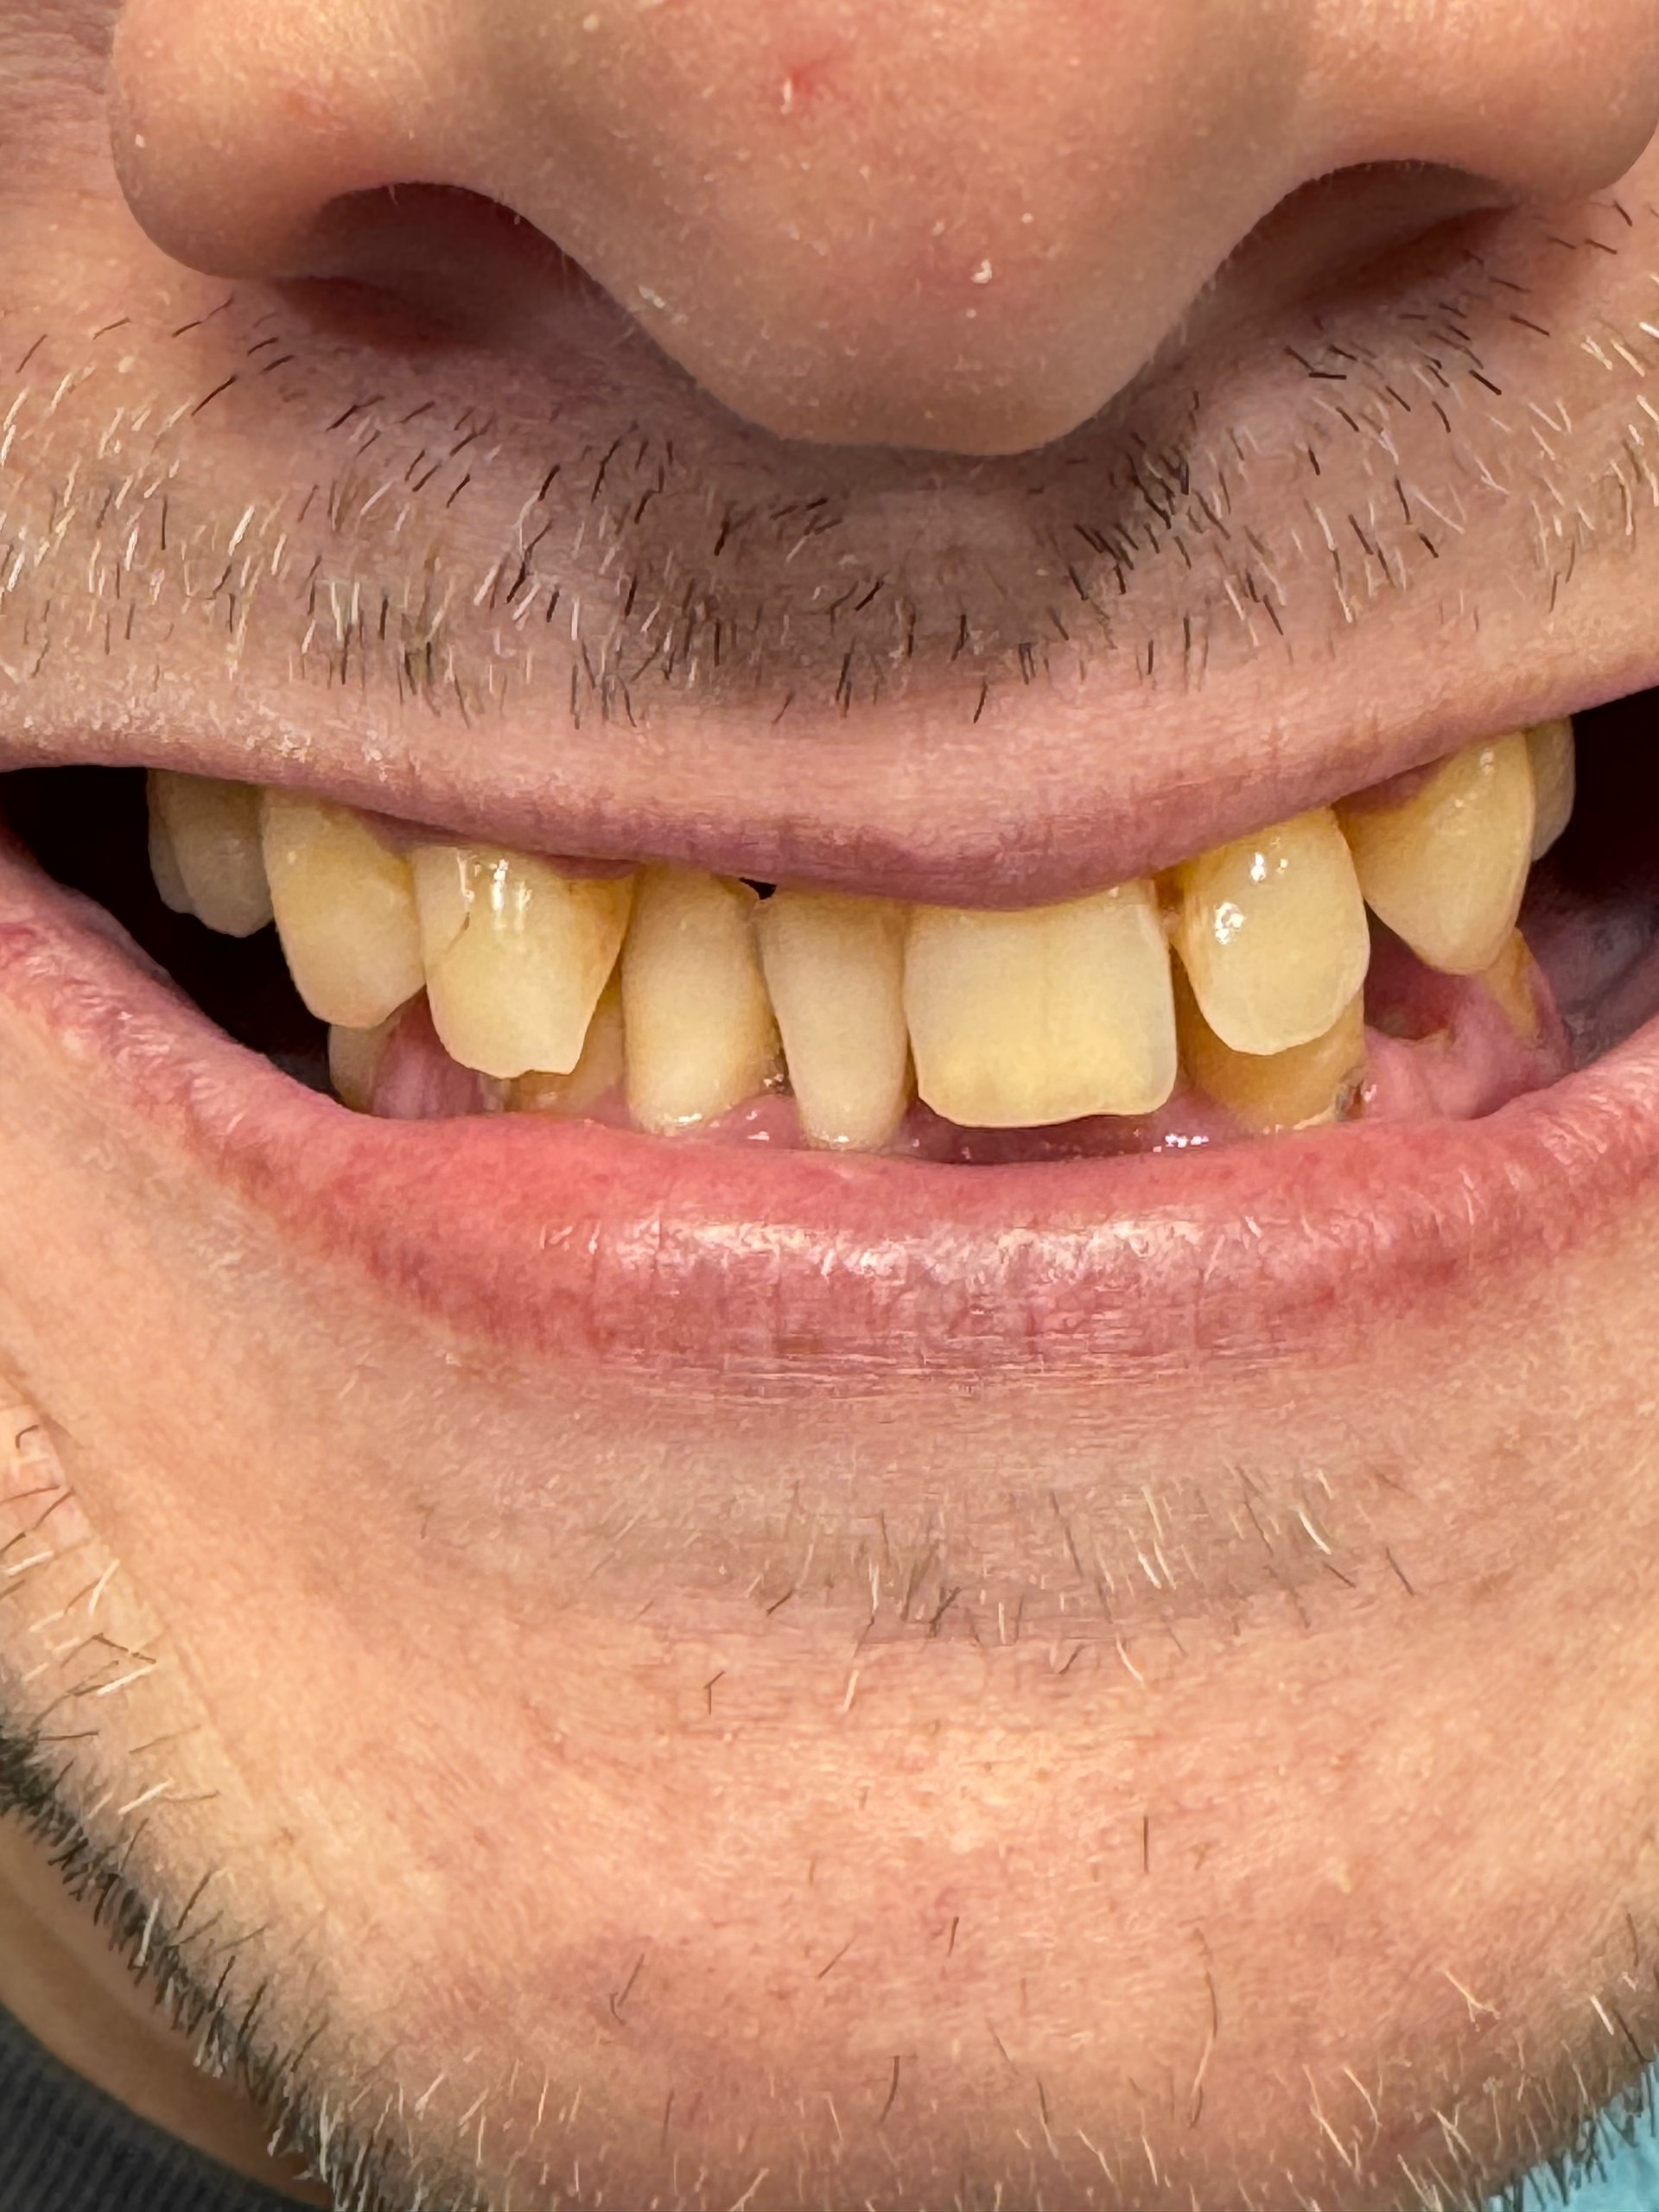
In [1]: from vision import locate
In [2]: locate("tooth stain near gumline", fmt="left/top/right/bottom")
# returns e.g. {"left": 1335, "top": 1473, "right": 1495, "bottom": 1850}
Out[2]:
{"left": 144, "top": 720, "right": 1572, "bottom": 1149}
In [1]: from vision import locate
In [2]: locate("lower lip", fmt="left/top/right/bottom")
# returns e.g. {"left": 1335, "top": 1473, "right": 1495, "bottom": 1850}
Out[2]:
{"left": 5, "top": 833, "right": 1653, "bottom": 1383}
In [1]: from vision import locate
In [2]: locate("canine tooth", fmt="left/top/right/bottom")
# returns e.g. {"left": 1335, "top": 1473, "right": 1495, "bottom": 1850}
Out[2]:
{"left": 1178, "top": 972, "right": 1364, "bottom": 1134}
{"left": 410, "top": 846, "right": 633, "bottom": 1081}
{"left": 149, "top": 771, "right": 272, "bottom": 937}
{"left": 1526, "top": 719, "right": 1575, "bottom": 860}
{"left": 1338, "top": 734, "right": 1535, "bottom": 975}
{"left": 509, "top": 977, "right": 626, "bottom": 1116}
{"left": 621, "top": 868, "right": 780, "bottom": 1134}
{"left": 1173, "top": 809, "right": 1370, "bottom": 1056}
{"left": 904, "top": 880, "right": 1176, "bottom": 1128}
{"left": 262, "top": 791, "right": 425, "bottom": 1028}
{"left": 327, "top": 1009, "right": 402, "bottom": 1113}
{"left": 757, "top": 890, "right": 910, "bottom": 1148}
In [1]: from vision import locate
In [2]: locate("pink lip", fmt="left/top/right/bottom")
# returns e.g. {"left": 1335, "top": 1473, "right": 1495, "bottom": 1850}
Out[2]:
{"left": 6, "top": 829, "right": 1652, "bottom": 1385}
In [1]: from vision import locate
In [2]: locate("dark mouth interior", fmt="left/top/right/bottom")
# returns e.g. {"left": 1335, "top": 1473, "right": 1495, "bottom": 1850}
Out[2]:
{"left": 1516, "top": 687, "right": 1659, "bottom": 1065}
{"left": 2, "top": 761, "right": 333, "bottom": 1091}
{"left": 1, "top": 688, "right": 1657, "bottom": 1141}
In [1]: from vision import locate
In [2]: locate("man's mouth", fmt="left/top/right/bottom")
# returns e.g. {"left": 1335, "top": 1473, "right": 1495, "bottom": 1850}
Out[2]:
{"left": 0, "top": 156, "right": 1656, "bottom": 1375}
{"left": 0, "top": 657, "right": 1652, "bottom": 1274}
{"left": 8, "top": 701, "right": 1659, "bottom": 1172}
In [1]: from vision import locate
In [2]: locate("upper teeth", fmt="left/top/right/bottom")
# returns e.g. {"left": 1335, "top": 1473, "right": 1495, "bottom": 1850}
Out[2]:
{"left": 147, "top": 720, "right": 1570, "bottom": 1147}
{"left": 756, "top": 888, "right": 911, "bottom": 1149}
{"left": 904, "top": 880, "right": 1176, "bottom": 1128}
{"left": 413, "top": 845, "right": 634, "bottom": 1081}
{"left": 149, "top": 771, "right": 273, "bottom": 939}
{"left": 261, "top": 792, "right": 425, "bottom": 1030}
{"left": 1171, "top": 806, "right": 1370, "bottom": 1058}
{"left": 1337, "top": 731, "right": 1534, "bottom": 976}
{"left": 620, "top": 867, "right": 783, "bottom": 1135}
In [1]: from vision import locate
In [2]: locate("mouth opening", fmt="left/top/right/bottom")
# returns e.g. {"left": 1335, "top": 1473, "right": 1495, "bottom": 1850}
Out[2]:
{"left": 1, "top": 692, "right": 1656, "bottom": 1169}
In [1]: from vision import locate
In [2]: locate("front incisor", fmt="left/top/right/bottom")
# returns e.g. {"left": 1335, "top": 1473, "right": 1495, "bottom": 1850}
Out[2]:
{"left": 411, "top": 846, "right": 633, "bottom": 1082}
{"left": 904, "top": 880, "right": 1177, "bottom": 1128}
{"left": 149, "top": 770, "right": 272, "bottom": 938}
{"left": 621, "top": 869, "right": 781, "bottom": 1134}
{"left": 1173, "top": 808, "right": 1370, "bottom": 1058}
{"left": 757, "top": 890, "right": 911, "bottom": 1149}
{"left": 1338, "top": 733, "right": 1535, "bottom": 976}
{"left": 261, "top": 792, "right": 424, "bottom": 1029}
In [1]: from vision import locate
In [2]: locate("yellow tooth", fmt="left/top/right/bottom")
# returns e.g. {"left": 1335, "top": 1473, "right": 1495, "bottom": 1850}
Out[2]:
{"left": 146, "top": 784, "right": 194, "bottom": 918}
{"left": 327, "top": 1009, "right": 403, "bottom": 1113}
{"left": 620, "top": 868, "right": 781, "bottom": 1134}
{"left": 1338, "top": 733, "right": 1535, "bottom": 976}
{"left": 262, "top": 791, "right": 425, "bottom": 1029}
{"left": 1173, "top": 808, "right": 1370, "bottom": 1056}
{"left": 410, "top": 846, "right": 633, "bottom": 1081}
{"left": 1526, "top": 718, "right": 1575, "bottom": 860}
{"left": 903, "top": 880, "right": 1176, "bottom": 1128}
{"left": 149, "top": 771, "right": 272, "bottom": 938}
{"left": 509, "top": 977, "right": 626, "bottom": 1116}
{"left": 756, "top": 890, "right": 910, "bottom": 1149}
{"left": 1478, "top": 928, "right": 1548, "bottom": 1046}
{"left": 1177, "top": 969, "right": 1365, "bottom": 1134}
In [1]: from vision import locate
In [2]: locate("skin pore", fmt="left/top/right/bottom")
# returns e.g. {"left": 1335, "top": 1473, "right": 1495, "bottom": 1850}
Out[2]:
{"left": 3, "top": 2, "right": 1659, "bottom": 2208}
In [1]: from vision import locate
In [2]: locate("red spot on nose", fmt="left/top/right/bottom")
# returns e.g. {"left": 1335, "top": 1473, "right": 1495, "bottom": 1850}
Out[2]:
{"left": 775, "top": 49, "right": 842, "bottom": 118}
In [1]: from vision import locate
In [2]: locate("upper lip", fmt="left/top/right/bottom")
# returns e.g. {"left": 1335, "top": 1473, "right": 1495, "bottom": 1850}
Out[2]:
{"left": 2, "top": 191, "right": 1656, "bottom": 904}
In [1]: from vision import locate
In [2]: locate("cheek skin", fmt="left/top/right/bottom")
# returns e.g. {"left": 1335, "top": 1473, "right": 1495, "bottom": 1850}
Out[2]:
{"left": 4, "top": 960, "right": 1659, "bottom": 2203}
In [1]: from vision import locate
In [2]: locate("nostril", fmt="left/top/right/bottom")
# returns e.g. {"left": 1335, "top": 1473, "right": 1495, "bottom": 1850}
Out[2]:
{"left": 284, "top": 184, "right": 608, "bottom": 352}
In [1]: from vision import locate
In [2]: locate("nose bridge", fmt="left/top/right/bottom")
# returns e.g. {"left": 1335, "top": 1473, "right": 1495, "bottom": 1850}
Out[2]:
{"left": 110, "top": 0, "right": 1659, "bottom": 454}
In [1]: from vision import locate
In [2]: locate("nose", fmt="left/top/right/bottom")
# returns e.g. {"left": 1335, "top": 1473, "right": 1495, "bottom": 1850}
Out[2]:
{"left": 110, "top": 0, "right": 1659, "bottom": 454}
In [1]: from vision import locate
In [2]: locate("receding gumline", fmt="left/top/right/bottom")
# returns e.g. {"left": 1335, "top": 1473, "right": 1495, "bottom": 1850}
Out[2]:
{"left": 118, "top": 715, "right": 1603, "bottom": 1166}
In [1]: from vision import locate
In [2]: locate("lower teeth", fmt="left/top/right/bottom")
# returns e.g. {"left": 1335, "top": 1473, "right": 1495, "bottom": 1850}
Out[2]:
{"left": 6, "top": 700, "right": 1657, "bottom": 1162}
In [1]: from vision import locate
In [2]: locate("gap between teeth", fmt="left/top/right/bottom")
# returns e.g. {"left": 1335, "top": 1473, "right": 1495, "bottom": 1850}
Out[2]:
{"left": 147, "top": 717, "right": 1573, "bottom": 1149}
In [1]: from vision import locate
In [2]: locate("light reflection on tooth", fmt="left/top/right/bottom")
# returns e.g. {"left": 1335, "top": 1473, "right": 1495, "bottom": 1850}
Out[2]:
{"left": 509, "top": 977, "right": 626, "bottom": 1116}
{"left": 904, "top": 880, "right": 1176, "bottom": 1128}
{"left": 1526, "top": 719, "right": 1575, "bottom": 861}
{"left": 757, "top": 889, "right": 910, "bottom": 1149}
{"left": 262, "top": 791, "right": 425, "bottom": 1028}
{"left": 411, "top": 845, "right": 633, "bottom": 1081}
{"left": 1177, "top": 970, "right": 1364, "bottom": 1135}
{"left": 1338, "top": 733, "right": 1534, "bottom": 976}
{"left": 621, "top": 868, "right": 781, "bottom": 1134}
{"left": 149, "top": 771, "right": 273, "bottom": 937}
{"left": 1173, "top": 809, "right": 1370, "bottom": 1056}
